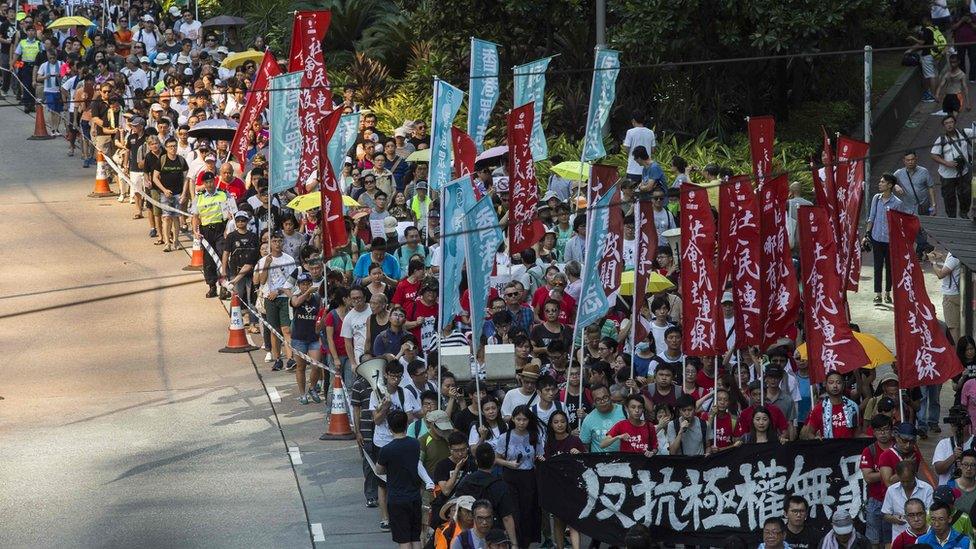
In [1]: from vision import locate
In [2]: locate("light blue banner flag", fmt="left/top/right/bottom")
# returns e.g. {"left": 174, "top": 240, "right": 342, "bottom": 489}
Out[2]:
{"left": 464, "top": 195, "right": 503, "bottom": 356}
{"left": 467, "top": 38, "right": 500, "bottom": 154}
{"left": 581, "top": 48, "right": 621, "bottom": 162}
{"left": 269, "top": 71, "right": 303, "bottom": 194}
{"left": 576, "top": 186, "right": 618, "bottom": 337}
{"left": 429, "top": 79, "right": 465, "bottom": 191}
{"left": 513, "top": 56, "right": 552, "bottom": 161}
{"left": 327, "top": 112, "right": 361, "bottom": 188}
{"left": 440, "top": 175, "right": 477, "bottom": 331}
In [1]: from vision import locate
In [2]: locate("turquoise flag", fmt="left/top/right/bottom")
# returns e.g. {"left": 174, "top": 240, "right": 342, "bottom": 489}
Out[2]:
{"left": 467, "top": 38, "right": 500, "bottom": 154}
{"left": 513, "top": 56, "right": 552, "bottom": 162}
{"left": 440, "top": 175, "right": 476, "bottom": 331}
{"left": 269, "top": 71, "right": 303, "bottom": 194}
{"left": 581, "top": 48, "right": 621, "bottom": 162}
{"left": 464, "top": 195, "right": 503, "bottom": 356}
{"left": 576, "top": 186, "right": 618, "bottom": 336}
{"left": 327, "top": 112, "right": 360, "bottom": 188}
{"left": 429, "top": 79, "right": 465, "bottom": 191}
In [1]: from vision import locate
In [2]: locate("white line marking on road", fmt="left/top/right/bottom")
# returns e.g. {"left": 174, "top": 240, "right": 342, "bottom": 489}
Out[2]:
{"left": 267, "top": 386, "right": 281, "bottom": 402}
{"left": 311, "top": 522, "right": 325, "bottom": 542}
{"left": 289, "top": 446, "right": 302, "bottom": 465}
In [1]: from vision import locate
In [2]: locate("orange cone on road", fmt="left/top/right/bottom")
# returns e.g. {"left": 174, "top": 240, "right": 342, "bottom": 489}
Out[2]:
{"left": 182, "top": 237, "right": 204, "bottom": 271}
{"left": 87, "top": 150, "right": 114, "bottom": 197}
{"left": 219, "top": 293, "right": 259, "bottom": 353}
{"left": 320, "top": 375, "right": 355, "bottom": 440}
{"left": 27, "top": 104, "right": 55, "bottom": 141}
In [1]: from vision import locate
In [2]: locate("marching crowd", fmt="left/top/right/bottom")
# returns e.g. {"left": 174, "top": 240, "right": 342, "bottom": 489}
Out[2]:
{"left": 7, "top": 1, "right": 976, "bottom": 548}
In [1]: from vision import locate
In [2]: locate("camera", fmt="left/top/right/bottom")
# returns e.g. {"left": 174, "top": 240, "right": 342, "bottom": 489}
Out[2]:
{"left": 943, "top": 405, "right": 971, "bottom": 427}
{"left": 955, "top": 156, "right": 968, "bottom": 173}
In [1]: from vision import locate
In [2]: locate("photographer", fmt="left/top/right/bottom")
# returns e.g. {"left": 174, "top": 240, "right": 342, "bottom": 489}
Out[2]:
{"left": 929, "top": 113, "right": 975, "bottom": 218}
{"left": 933, "top": 405, "right": 975, "bottom": 486}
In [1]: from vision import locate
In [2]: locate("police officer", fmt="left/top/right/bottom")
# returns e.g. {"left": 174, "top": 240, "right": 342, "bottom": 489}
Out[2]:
{"left": 13, "top": 24, "right": 39, "bottom": 113}
{"left": 191, "top": 171, "right": 236, "bottom": 298}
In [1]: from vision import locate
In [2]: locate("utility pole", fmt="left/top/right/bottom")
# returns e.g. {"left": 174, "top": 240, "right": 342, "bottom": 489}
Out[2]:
{"left": 596, "top": 0, "right": 606, "bottom": 47}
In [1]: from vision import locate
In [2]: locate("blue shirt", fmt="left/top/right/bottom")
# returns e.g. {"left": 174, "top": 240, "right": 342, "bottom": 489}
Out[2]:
{"left": 916, "top": 528, "right": 970, "bottom": 549}
{"left": 353, "top": 252, "right": 402, "bottom": 282}
{"left": 796, "top": 372, "right": 812, "bottom": 423}
{"left": 868, "top": 193, "right": 905, "bottom": 243}
{"left": 578, "top": 405, "right": 626, "bottom": 452}
{"left": 641, "top": 161, "right": 666, "bottom": 188}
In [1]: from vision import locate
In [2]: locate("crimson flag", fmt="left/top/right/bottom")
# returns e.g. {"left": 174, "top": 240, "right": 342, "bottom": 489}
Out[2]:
{"left": 815, "top": 130, "right": 838, "bottom": 237}
{"left": 632, "top": 199, "right": 658, "bottom": 344}
{"left": 451, "top": 127, "right": 481, "bottom": 199}
{"left": 798, "top": 206, "right": 870, "bottom": 384}
{"left": 589, "top": 165, "right": 623, "bottom": 296}
{"left": 838, "top": 136, "right": 869, "bottom": 292}
{"left": 297, "top": 24, "right": 333, "bottom": 193}
{"left": 588, "top": 163, "right": 619, "bottom": 207}
{"left": 719, "top": 176, "right": 763, "bottom": 347}
{"left": 888, "top": 210, "right": 963, "bottom": 388}
{"left": 231, "top": 51, "right": 280, "bottom": 170}
{"left": 507, "top": 104, "right": 545, "bottom": 254}
{"left": 680, "top": 184, "right": 725, "bottom": 356}
{"left": 317, "top": 110, "right": 346, "bottom": 259}
{"left": 288, "top": 11, "right": 331, "bottom": 72}
{"left": 759, "top": 175, "right": 800, "bottom": 348}
{"left": 748, "top": 116, "right": 774, "bottom": 187}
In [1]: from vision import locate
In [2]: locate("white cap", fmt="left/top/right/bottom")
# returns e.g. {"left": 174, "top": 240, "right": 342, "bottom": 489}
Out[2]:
{"left": 169, "top": 6, "right": 181, "bottom": 16}
{"left": 142, "top": 14, "right": 155, "bottom": 22}
{"left": 216, "top": 46, "right": 229, "bottom": 55}
{"left": 721, "top": 291, "right": 733, "bottom": 303}
{"left": 176, "top": 54, "right": 191, "bottom": 65}
{"left": 183, "top": 67, "right": 193, "bottom": 76}
{"left": 139, "top": 55, "right": 151, "bottom": 64}
{"left": 150, "top": 103, "right": 164, "bottom": 112}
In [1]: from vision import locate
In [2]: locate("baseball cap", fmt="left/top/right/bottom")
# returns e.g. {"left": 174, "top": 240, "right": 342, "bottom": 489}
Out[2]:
{"left": 831, "top": 510, "right": 854, "bottom": 535}
{"left": 415, "top": 180, "right": 429, "bottom": 190}
{"left": 129, "top": 116, "right": 146, "bottom": 126}
{"left": 200, "top": 172, "right": 215, "bottom": 182}
{"left": 150, "top": 103, "right": 164, "bottom": 112}
{"left": 169, "top": 6, "right": 181, "bottom": 16}
{"left": 934, "top": 485, "right": 961, "bottom": 505}
{"left": 204, "top": 154, "right": 217, "bottom": 162}
{"left": 394, "top": 127, "right": 408, "bottom": 138}
{"left": 383, "top": 216, "right": 398, "bottom": 231}
{"left": 425, "top": 410, "right": 454, "bottom": 431}
{"left": 877, "top": 396, "right": 896, "bottom": 413}
{"left": 895, "top": 422, "right": 917, "bottom": 440}
{"left": 139, "top": 55, "right": 151, "bottom": 64}
{"left": 142, "top": 14, "right": 155, "bottom": 22}
{"left": 296, "top": 272, "right": 313, "bottom": 284}
{"left": 721, "top": 291, "right": 733, "bottom": 303}
{"left": 216, "top": 46, "right": 229, "bottom": 55}
{"left": 234, "top": 210, "right": 250, "bottom": 220}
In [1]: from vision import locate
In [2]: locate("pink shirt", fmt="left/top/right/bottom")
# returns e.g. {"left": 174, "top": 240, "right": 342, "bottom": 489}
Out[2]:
{"left": 961, "top": 378, "right": 976, "bottom": 425}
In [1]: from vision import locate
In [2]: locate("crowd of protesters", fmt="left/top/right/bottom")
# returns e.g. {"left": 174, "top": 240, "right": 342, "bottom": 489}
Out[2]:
{"left": 8, "top": 0, "right": 976, "bottom": 548}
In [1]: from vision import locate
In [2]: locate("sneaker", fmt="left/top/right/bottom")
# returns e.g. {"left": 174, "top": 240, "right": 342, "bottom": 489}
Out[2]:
{"left": 205, "top": 286, "right": 218, "bottom": 298}
{"left": 379, "top": 521, "right": 390, "bottom": 532}
{"left": 285, "top": 358, "right": 297, "bottom": 371}
{"left": 309, "top": 387, "right": 322, "bottom": 404}
{"left": 365, "top": 498, "right": 378, "bottom": 508}
{"left": 117, "top": 195, "right": 125, "bottom": 203}
{"left": 298, "top": 393, "right": 310, "bottom": 405}
{"left": 264, "top": 352, "right": 273, "bottom": 363}
{"left": 272, "top": 358, "right": 284, "bottom": 371}
{"left": 149, "top": 228, "right": 158, "bottom": 238}
{"left": 922, "top": 92, "right": 936, "bottom": 103}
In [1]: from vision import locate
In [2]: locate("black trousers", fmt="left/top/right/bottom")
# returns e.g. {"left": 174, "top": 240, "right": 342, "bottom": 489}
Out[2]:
{"left": 871, "top": 238, "right": 892, "bottom": 293}
{"left": 503, "top": 468, "right": 541, "bottom": 548}
{"left": 200, "top": 224, "right": 224, "bottom": 286}
{"left": 941, "top": 175, "right": 972, "bottom": 218}
{"left": 17, "top": 63, "right": 34, "bottom": 111}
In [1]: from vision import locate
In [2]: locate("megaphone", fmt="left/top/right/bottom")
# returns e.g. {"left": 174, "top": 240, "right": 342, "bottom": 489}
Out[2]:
{"left": 356, "top": 358, "right": 389, "bottom": 399}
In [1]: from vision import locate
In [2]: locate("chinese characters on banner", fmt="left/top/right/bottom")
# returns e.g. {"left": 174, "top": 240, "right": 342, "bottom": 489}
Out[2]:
{"left": 316, "top": 109, "right": 346, "bottom": 259}
{"left": 581, "top": 48, "right": 620, "bottom": 162}
{"left": 797, "top": 206, "right": 869, "bottom": 383}
{"left": 760, "top": 175, "right": 800, "bottom": 348}
{"left": 507, "top": 103, "right": 545, "bottom": 254}
{"left": 327, "top": 112, "right": 360, "bottom": 191}
{"left": 718, "top": 176, "right": 762, "bottom": 347}
{"left": 231, "top": 51, "right": 280, "bottom": 169}
{"left": 888, "top": 210, "right": 963, "bottom": 388}
{"left": 575, "top": 187, "right": 617, "bottom": 336}
{"left": 297, "top": 23, "right": 333, "bottom": 192}
{"left": 268, "top": 71, "right": 303, "bottom": 194}
{"left": 467, "top": 38, "right": 500, "bottom": 154}
{"left": 451, "top": 127, "right": 482, "bottom": 199}
{"left": 814, "top": 130, "right": 838, "bottom": 243}
{"left": 513, "top": 56, "right": 553, "bottom": 161}
{"left": 680, "top": 185, "right": 725, "bottom": 356}
{"left": 747, "top": 116, "right": 774, "bottom": 188}
{"left": 590, "top": 164, "right": 623, "bottom": 296}
{"left": 464, "top": 196, "right": 504, "bottom": 357}
{"left": 441, "top": 175, "right": 476, "bottom": 330}
{"left": 837, "top": 136, "right": 869, "bottom": 292}
{"left": 288, "top": 10, "right": 331, "bottom": 72}
{"left": 429, "top": 79, "right": 465, "bottom": 190}
{"left": 632, "top": 199, "right": 658, "bottom": 343}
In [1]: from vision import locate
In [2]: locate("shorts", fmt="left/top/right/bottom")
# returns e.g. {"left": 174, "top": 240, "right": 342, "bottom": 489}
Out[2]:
{"left": 290, "top": 339, "right": 321, "bottom": 354}
{"left": 92, "top": 135, "right": 114, "bottom": 156}
{"left": 921, "top": 55, "right": 937, "bottom": 79}
{"left": 265, "top": 296, "right": 291, "bottom": 329}
{"left": 388, "top": 499, "right": 422, "bottom": 544}
{"left": 149, "top": 189, "right": 162, "bottom": 217}
{"left": 129, "top": 172, "right": 146, "bottom": 194}
{"left": 159, "top": 193, "right": 181, "bottom": 217}
{"left": 944, "top": 294, "right": 961, "bottom": 333}
{"left": 865, "top": 498, "right": 891, "bottom": 544}
{"left": 44, "top": 91, "right": 63, "bottom": 113}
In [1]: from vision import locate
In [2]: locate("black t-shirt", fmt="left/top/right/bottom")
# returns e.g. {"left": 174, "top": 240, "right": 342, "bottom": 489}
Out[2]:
{"left": 408, "top": 135, "right": 429, "bottom": 149}
{"left": 784, "top": 525, "right": 824, "bottom": 549}
{"left": 0, "top": 21, "right": 16, "bottom": 55}
{"left": 918, "top": 26, "right": 934, "bottom": 57}
{"left": 143, "top": 151, "right": 159, "bottom": 177}
{"left": 530, "top": 323, "right": 571, "bottom": 351}
{"left": 455, "top": 470, "right": 515, "bottom": 523}
{"left": 377, "top": 436, "right": 422, "bottom": 503}
{"left": 126, "top": 133, "right": 147, "bottom": 170}
{"left": 157, "top": 154, "right": 188, "bottom": 194}
{"left": 225, "top": 229, "right": 260, "bottom": 275}
{"left": 433, "top": 456, "right": 476, "bottom": 488}
{"left": 452, "top": 407, "right": 479, "bottom": 439}
{"left": 292, "top": 294, "right": 321, "bottom": 343}
{"left": 89, "top": 100, "right": 115, "bottom": 136}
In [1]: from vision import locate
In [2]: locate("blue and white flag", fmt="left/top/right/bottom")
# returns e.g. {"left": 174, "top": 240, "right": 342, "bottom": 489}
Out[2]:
{"left": 464, "top": 195, "right": 503, "bottom": 356}
{"left": 429, "top": 79, "right": 465, "bottom": 191}
{"left": 581, "top": 48, "right": 621, "bottom": 162}
{"left": 513, "top": 56, "right": 553, "bottom": 161}
{"left": 269, "top": 71, "right": 303, "bottom": 194}
{"left": 327, "top": 112, "right": 360, "bottom": 191}
{"left": 467, "top": 38, "right": 500, "bottom": 154}
{"left": 440, "top": 175, "right": 477, "bottom": 331}
{"left": 576, "top": 186, "right": 618, "bottom": 336}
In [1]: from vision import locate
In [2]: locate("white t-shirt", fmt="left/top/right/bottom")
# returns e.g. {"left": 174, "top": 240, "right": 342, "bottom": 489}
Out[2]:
{"left": 179, "top": 20, "right": 202, "bottom": 42}
{"left": 61, "top": 75, "right": 80, "bottom": 113}
{"left": 941, "top": 253, "right": 962, "bottom": 296}
{"left": 933, "top": 434, "right": 975, "bottom": 486}
{"left": 341, "top": 307, "right": 373, "bottom": 364}
{"left": 501, "top": 388, "right": 537, "bottom": 419}
{"left": 930, "top": 129, "right": 976, "bottom": 179}
{"left": 469, "top": 423, "right": 503, "bottom": 447}
{"left": 37, "top": 61, "right": 62, "bottom": 93}
{"left": 653, "top": 207, "right": 676, "bottom": 247}
{"left": 622, "top": 237, "right": 636, "bottom": 270}
{"left": 932, "top": 0, "right": 950, "bottom": 19}
{"left": 368, "top": 388, "right": 420, "bottom": 447}
{"left": 623, "top": 126, "right": 656, "bottom": 175}
{"left": 259, "top": 253, "right": 295, "bottom": 297}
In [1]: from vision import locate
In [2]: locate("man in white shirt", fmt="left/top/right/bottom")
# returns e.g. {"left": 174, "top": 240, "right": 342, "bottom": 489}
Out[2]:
{"left": 34, "top": 50, "right": 64, "bottom": 135}
{"left": 124, "top": 55, "right": 149, "bottom": 91}
{"left": 929, "top": 114, "right": 975, "bottom": 218}
{"left": 500, "top": 363, "right": 540, "bottom": 421}
{"left": 177, "top": 10, "right": 202, "bottom": 44}
{"left": 341, "top": 286, "right": 373, "bottom": 370}
{"left": 881, "top": 460, "right": 933, "bottom": 540}
{"left": 931, "top": 250, "right": 962, "bottom": 341}
{"left": 622, "top": 109, "right": 656, "bottom": 182}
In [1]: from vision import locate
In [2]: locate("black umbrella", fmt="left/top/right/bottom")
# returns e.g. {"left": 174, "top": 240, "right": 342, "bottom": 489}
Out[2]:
{"left": 201, "top": 15, "right": 247, "bottom": 28}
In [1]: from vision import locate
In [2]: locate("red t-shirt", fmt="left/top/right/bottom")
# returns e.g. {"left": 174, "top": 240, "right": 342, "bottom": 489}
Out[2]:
{"left": 805, "top": 401, "right": 857, "bottom": 439}
{"left": 322, "top": 308, "right": 346, "bottom": 357}
{"left": 217, "top": 177, "right": 246, "bottom": 202}
{"left": 734, "top": 404, "right": 789, "bottom": 437}
{"left": 607, "top": 419, "right": 658, "bottom": 454}
{"left": 392, "top": 277, "right": 421, "bottom": 307}
{"left": 860, "top": 442, "right": 890, "bottom": 502}
{"left": 878, "top": 446, "right": 925, "bottom": 475}
{"left": 407, "top": 299, "right": 438, "bottom": 350}
{"left": 695, "top": 369, "right": 725, "bottom": 392}
{"left": 705, "top": 412, "right": 736, "bottom": 448}
{"left": 891, "top": 529, "right": 924, "bottom": 549}
{"left": 531, "top": 286, "right": 577, "bottom": 325}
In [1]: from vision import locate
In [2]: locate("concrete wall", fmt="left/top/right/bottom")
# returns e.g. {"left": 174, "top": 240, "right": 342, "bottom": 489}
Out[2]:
{"left": 861, "top": 64, "right": 923, "bottom": 154}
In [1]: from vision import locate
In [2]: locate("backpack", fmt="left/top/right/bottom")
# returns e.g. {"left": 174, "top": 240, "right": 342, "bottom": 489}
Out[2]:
{"left": 928, "top": 25, "right": 948, "bottom": 59}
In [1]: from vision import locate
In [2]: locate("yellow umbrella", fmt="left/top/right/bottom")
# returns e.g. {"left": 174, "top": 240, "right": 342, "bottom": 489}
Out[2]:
{"left": 796, "top": 331, "right": 894, "bottom": 369}
{"left": 47, "top": 16, "right": 93, "bottom": 30}
{"left": 287, "top": 193, "right": 321, "bottom": 213}
{"left": 406, "top": 149, "right": 430, "bottom": 162}
{"left": 619, "top": 270, "right": 675, "bottom": 296}
{"left": 342, "top": 195, "right": 360, "bottom": 207}
{"left": 550, "top": 161, "right": 592, "bottom": 181}
{"left": 220, "top": 50, "right": 265, "bottom": 69}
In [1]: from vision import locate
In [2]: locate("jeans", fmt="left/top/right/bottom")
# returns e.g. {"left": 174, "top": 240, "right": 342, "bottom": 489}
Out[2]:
{"left": 941, "top": 175, "right": 972, "bottom": 218}
{"left": 871, "top": 238, "right": 892, "bottom": 293}
{"left": 919, "top": 384, "right": 943, "bottom": 431}
{"left": 865, "top": 498, "right": 891, "bottom": 544}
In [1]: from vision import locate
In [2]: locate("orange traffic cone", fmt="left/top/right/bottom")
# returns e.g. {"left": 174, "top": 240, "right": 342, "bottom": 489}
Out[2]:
{"left": 320, "top": 374, "right": 355, "bottom": 440}
{"left": 87, "top": 150, "right": 115, "bottom": 197}
{"left": 219, "top": 293, "right": 259, "bottom": 353}
{"left": 27, "top": 104, "right": 54, "bottom": 141}
{"left": 182, "top": 237, "right": 204, "bottom": 271}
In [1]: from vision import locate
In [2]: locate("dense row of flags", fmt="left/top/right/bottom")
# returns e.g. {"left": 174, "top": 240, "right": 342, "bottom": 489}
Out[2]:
{"left": 231, "top": 9, "right": 962, "bottom": 389}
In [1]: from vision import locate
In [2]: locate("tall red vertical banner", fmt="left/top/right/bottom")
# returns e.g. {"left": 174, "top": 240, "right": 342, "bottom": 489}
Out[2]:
{"left": 798, "top": 206, "right": 870, "bottom": 384}
{"left": 451, "top": 127, "right": 480, "bottom": 199}
{"left": 632, "top": 199, "right": 658, "bottom": 344}
{"left": 296, "top": 13, "right": 333, "bottom": 192}
{"left": 590, "top": 164, "right": 623, "bottom": 296}
{"left": 888, "top": 210, "right": 963, "bottom": 388}
{"left": 815, "top": 130, "right": 838, "bottom": 238}
{"left": 759, "top": 175, "right": 800, "bottom": 348}
{"left": 231, "top": 51, "right": 281, "bottom": 169}
{"left": 838, "top": 136, "right": 869, "bottom": 292}
{"left": 507, "top": 104, "right": 545, "bottom": 254}
{"left": 719, "top": 176, "right": 763, "bottom": 347}
{"left": 680, "top": 184, "right": 725, "bottom": 356}
{"left": 748, "top": 116, "right": 774, "bottom": 187}
{"left": 288, "top": 11, "right": 331, "bottom": 72}
{"left": 588, "top": 163, "right": 618, "bottom": 208}
{"left": 317, "top": 110, "right": 346, "bottom": 259}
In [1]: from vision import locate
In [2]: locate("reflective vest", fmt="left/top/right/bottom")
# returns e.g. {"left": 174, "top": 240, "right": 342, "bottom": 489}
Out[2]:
{"left": 195, "top": 190, "right": 229, "bottom": 225}
{"left": 18, "top": 39, "right": 39, "bottom": 63}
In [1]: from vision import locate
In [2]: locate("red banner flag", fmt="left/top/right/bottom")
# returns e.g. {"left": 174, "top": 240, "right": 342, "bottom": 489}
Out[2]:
{"left": 719, "top": 176, "right": 763, "bottom": 347}
{"left": 837, "top": 136, "right": 869, "bottom": 292}
{"left": 633, "top": 199, "right": 658, "bottom": 344}
{"left": 231, "top": 51, "right": 280, "bottom": 170}
{"left": 288, "top": 10, "right": 331, "bottom": 72}
{"left": 451, "top": 127, "right": 481, "bottom": 199}
{"left": 680, "top": 184, "right": 725, "bottom": 356}
{"left": 888, "top": 210, "right": 963, "bottom": 388}
{"left": 588, "top": 163, "right": 618, "bottom": 207}
{"left": 815, "top": 130, "right": 838, "bottom": 235}
{"left": 589, "top": 164, "right": 623, "bottom": 296}
{"left": 317, "top": 110, "right": 346, "bottom": 259}
{"left": 798, "top": 206, "right": 870, "bottom": 384}
{"left": 507, "top": 103, "right": 545, "bottom": 254}
{"left": 759, "top": 175, "right": 800, "bottom": 348}
{"left": 297, "top": 22, "right": 333, "bottom": 193}
{"left": 748, "top": 115, "right": 774, "bottom": 187}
